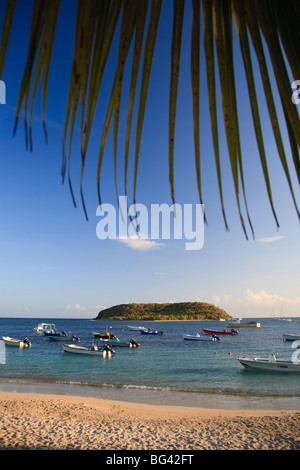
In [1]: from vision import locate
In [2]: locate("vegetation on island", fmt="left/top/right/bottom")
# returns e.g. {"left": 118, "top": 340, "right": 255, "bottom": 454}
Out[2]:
{"left": 94, "top": 302, "right": 232, "bottom": 321}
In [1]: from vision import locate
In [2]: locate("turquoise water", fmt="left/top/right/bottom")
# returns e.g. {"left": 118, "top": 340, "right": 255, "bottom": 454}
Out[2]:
{"left": 1, "top": 317, "right": 300, "bottom": 409}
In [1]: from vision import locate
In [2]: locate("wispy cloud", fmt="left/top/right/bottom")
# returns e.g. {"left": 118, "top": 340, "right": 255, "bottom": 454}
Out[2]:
{"left": 256, "top": 236, "right": 285, "bottom": 244}
{"left": 118, "top": 237, "right": 164, "bottom": 251}
{"left": 154, "top": 272, "right": 167, "bottom": 276}
{"left": 244, "top": 288, "right": 300, "bottom": 306}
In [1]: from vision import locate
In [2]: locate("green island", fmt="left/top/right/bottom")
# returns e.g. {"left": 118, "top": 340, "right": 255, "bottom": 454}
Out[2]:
{"left": 94, "top": 302, "right": 232, "bottom": 321}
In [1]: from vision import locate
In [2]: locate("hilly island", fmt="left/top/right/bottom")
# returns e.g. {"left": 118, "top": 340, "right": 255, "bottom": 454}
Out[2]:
{"left": 94, "top": 302, "right": 232, "bottom": 321}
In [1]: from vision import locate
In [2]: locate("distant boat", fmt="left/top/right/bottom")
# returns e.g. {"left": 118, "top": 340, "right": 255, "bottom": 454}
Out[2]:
{"left": 140, "top": 328, "right": 158, "bottom": 335}
{"left": 2, "top": 336, "right": 31, "bottom": 348}
{"left": 140, "top": 328, "right": 165, "bottom": 335}
{"left": 282, "top": 333, "right": 300, "bottom": 341}
{"left": 44, "top": 330, "right": 68, "bottom": 337}
{"left": 35, "top": 323, "right": 56, "bottom": 335}
{"left": 92, "top": 331, "right": 117, "bottom": 339}
{"left": 226, "top": 321, "right": 260, "bottom": 328}
{"left": 183, "top": 333, "right": 220, "bottom": 341}
{"left": 238, "top": 355, "right": 300, "bottom": 372}
{"left": 202, "top": 328, "right": 238, "bottom": 336}
{"left": 274, "top": 317, "right": 292, "bottom": 322}
{"left": 48, "top": 334, "right": 80, "bottom": 342}
{"left": 100, "top": 338, "right": 140, "bottom": 348}
{"left": 62, "top": 343, "right": 114, "bottom": 357}
{"left": 127, "top": 326, "right": 147, "bottom": 331}
{"left": 227, "top": 318, "right": 242, "bottom": 324}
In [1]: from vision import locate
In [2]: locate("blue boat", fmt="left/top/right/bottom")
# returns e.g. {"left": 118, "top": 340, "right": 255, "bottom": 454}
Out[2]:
{"left": 140, "top": 328, "right": 165, "bottom": 335}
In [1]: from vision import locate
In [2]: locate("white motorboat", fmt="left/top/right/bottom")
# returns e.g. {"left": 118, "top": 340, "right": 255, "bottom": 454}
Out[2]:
{"left": 100, "top": 338, "right": 140, "bottom": 348}
{"left": 238, "top": 355, "right": 300, "bottom": 372}
{"left": 35, "top": 323, "right": 56, "bottom": 335}
{"left": 48, "top": 334, "right": 80, "bottom": 342}
{"left": 183, "top": 333, "right": 220, "bottom": 342}
{"left": 282, "top": 333, "right": 300, "bottom": 341}
{"left": 62, "top": 343, "right": 114, "bottom": 357}
{"left": 227, "top": 318, "right": 242, "bottom": 324}
{"left": 2, "top": 336, "right": 31, "bottom": 348}
{"left": 127, "top": 325, "right": 147, "bottom": 331}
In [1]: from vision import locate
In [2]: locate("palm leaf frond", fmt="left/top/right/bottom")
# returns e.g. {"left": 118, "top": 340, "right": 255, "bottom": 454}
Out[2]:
{"left": 0, "top": 0, "right": 299, "bottom": 236}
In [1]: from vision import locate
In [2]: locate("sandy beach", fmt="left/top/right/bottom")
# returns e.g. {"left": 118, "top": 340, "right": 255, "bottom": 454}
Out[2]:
{"left": 0, "top": 391, "right": 299, "bottom": 450}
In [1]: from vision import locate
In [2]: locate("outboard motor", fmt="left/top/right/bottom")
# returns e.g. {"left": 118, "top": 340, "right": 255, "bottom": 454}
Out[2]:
{"left": 104, "top": 343, "right": 115, "bottom": 354}
{"left": 23, "top": 337, "right": 31, "bottom": 347}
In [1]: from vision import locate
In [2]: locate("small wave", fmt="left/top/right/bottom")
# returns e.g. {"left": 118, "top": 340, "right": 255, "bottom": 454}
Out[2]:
{"left": 122, "top": 384, "right": 171, "bottom": 392}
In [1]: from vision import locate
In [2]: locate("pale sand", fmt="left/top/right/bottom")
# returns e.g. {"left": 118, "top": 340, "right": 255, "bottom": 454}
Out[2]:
{"left": 0, "top": 391, "right": 299, "bottom": 450}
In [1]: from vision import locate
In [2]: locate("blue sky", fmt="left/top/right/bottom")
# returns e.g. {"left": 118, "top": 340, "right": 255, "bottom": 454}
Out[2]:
{"left": 0, "top": 0, "right": 299, "bottom": 319}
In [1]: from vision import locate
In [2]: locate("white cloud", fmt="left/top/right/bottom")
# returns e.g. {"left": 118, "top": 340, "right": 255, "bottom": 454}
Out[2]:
{"left": 118, "top": 237, "right": 163, "bottom": 251}
{"left": 65, "top": 304, "right": 105, "bottom": 314}
{"left": 244, "top": 289, "right": 300, "bottom": 307}
{"left": 212, "top": 294, "right": 221, "bottom": 304}
{"left": 256, "top": 236, "right": 285, "bottom": 244}
{"left": 223, "top": 294, "right": 233, "bottom": 301}
{"left": 75, "top": 304, "right": 86, "bottom": 311}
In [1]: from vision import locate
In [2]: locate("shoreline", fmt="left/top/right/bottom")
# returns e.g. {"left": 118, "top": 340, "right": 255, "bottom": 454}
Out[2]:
{"left": 0, "top": 390, "right": 299, "bottom": 450}
{"left": 1, "top": 379, "right": 300, "bottom": 411}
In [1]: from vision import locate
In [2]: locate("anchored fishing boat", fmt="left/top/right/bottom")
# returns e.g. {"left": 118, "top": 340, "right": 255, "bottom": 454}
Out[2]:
{"left": 92, "top": 331, "right": 118, "bottom": 339}
{"left": 183, "top": 333, "right": 220, "bottom": 341}
{"left": 2, "top": 336, "right": 31, "bottom": 348}
{"left": 62, "top": 343, "right": 114, "bottom": 357}
{"left": 282, "top": 333, "right": 300, "bottom": 341}
{"left": 127, "top": 326, "right": 147, "bottom": 331}
{"left": 140, "top": 328, "right": 165, "bottom": 335}
{"left": 226, "top": 320, "right": 260, "bottom": 328}
{"left": 202, "top": 328, "right": 238, "bottom": 335}
{"left": 35, "top": 323, "right": 56, "bottom": 335}
{"left": 48, "top": 334, "right": 80, "bottom": 342}
{"left": 238, "top": 355, "right": 300, "bottom": 372}
{"left": 100, "top": 338, "right": 140, "bottom": 348}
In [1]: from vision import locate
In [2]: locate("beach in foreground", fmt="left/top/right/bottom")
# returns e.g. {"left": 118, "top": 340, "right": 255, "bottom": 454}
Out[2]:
{"left": 0, "top": 391, "right": 299, "bottom": 450}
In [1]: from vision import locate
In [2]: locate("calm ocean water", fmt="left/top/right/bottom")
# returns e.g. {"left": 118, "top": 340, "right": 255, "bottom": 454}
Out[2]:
{"left": 1, "top": 317, "right": 300, "bottom": 409}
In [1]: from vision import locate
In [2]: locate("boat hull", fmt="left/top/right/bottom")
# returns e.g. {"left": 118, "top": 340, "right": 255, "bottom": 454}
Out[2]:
{"left": 140, "top": 330, "right": 159, "bottom": 335}
{"left": 202, "top": 329, "right": 237, "bottom": 335}
{"left": 2, "top": 336, "right": 31, "bottom": 348}
{"left": 183, "top": 334, "right": 218, "bottom": 341}
{"left": 127, "top": 326, "right": 147, "bottom": 331}
{"left": 226, "top": 322, "right": 260, "bottom": 328}
{"left": 62, "top": 344, "right": 112, "bottom": 356}
{"left": 282, "top": 334, "right": 300, "bottom": 341}
{"left": 92, "top": 332, "right": 117, "bottom": 339}
{"left": 49, "top": 336, "right": 79, "bottom": 342}
{"left": 35, "top": 323, "right": 56, "bottom": 335}
{"left": 238, "top": 357, "right": 300, "bottom": 372}
{"left": 100, "top": 339, "right": 140, "bottom": 348}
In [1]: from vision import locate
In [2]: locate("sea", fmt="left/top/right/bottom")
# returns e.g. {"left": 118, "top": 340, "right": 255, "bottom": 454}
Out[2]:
{"left": 0, "top": 317, "right": 300, "bottom": 410}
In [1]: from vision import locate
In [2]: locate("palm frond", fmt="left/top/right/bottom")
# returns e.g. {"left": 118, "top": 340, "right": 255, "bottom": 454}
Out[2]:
{"left": 0, "top": 0, "right": 299, "bottom": 235}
